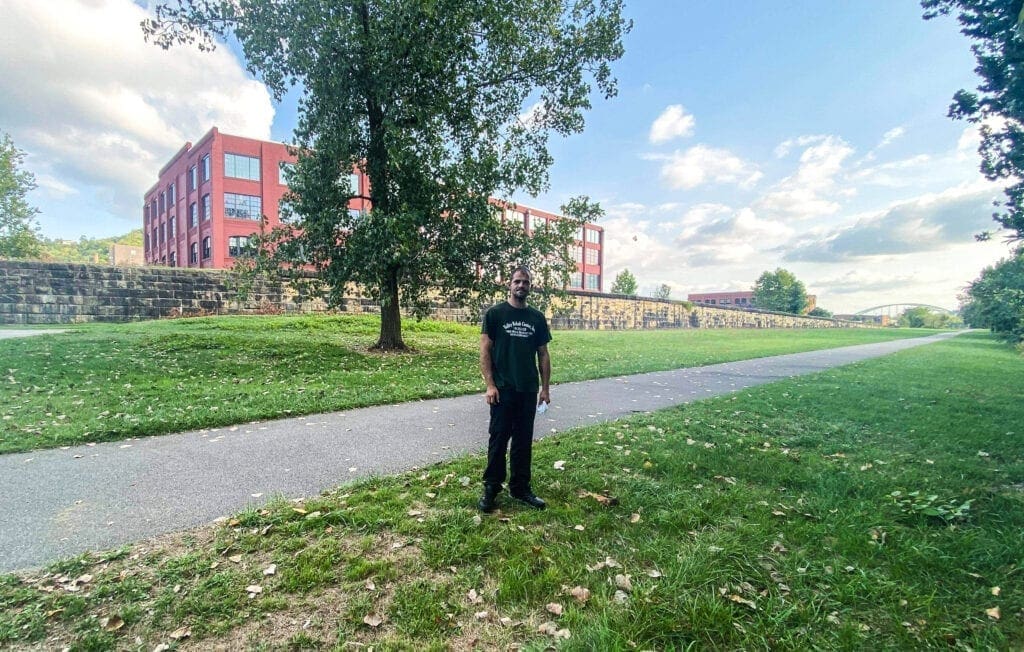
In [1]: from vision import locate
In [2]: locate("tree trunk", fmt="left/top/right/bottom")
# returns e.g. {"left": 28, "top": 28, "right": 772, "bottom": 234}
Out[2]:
{"left": 373, "top": 268, "right": 406, "bottom": 351}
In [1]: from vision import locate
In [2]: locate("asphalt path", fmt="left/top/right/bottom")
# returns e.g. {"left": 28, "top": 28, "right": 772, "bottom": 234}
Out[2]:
{"left": 0, "top": 331, "right": 960, "bottom": 572}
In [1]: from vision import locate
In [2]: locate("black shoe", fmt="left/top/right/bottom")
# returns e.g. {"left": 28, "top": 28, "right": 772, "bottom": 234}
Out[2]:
{"left": 478, "top": 484, "right": 501, "bottom": 513}
{"left": 510, "top": 491, "right": 546, "bottom": 510}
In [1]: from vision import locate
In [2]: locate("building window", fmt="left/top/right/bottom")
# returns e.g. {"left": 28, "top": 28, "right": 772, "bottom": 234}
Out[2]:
{"left": 515, "top": 210, "right": 527, "bottom": 229}
{"left": 201, "top": 154, "right": 211, "bottom": 181}
{"left": 571, "top": 245, "right": 583, "bottom": 262}
{"left": 577, "top": 226, "right": 585, "bottom": 241}
{"left": 168, "top": 182, "right": 175, "bottom": 205}
{"left": 347, "top": 208, "right": 364, "bottom": 220}
{"left": 348, "top": 173, "right": 360, "bottom": 195}
{"left": 145, "top": 232, "right": 150, "bottom": 251}
{"left": 585, "top": 228, "right": 600, "bottom": 244}
{"left": 228, "top": 235, "right": 251, "bottom": 257}
{"left": 279, "top": 162, "right": 294, "bottom": 185}
{"left": 224, "top": 153, "right": 260, "bottom": 181}
{"left": 202, "top": 194, "right": 211, "bottom": 221}
{"left": 202, "top": 236, "right": 211, "bottom": 260}
{"left": 585, "top": 248, "right": 599, "bottom": 265}
{"left": 224, "top": 193, "right": 262, "bottom": 221}
{"left": 190, "top": 242, "right": 198, "bottom": 264}
{"left": 168, "top": 216, "right": 176, "bottom": 239}
{"left": 189, "top": 202, "right": 198, "bottom": 228}
{"left": 151, "top": 200, "right": 157, "bottom": 218}
{"left": 585, "top": 273, "right": 600, "bottom": 290}
{"left": 159, "top": 223, "right": 165, "bottom": 244}
{"left": 169, "top": 251, "right": 176, "bottom": 267}
{"left": 144, "top": 205, "right": 150, "bottom": 221}
{"left": 188, "top": 166, "right": 197, "bottom": 191}
{"left": 159, "top": 191, "right": 165, "bottom": 214}
{"left": 529, "top": 214, "right": 546, "bottom": 231}
{"left": 570, "top": 271, "right": 583, "bottom": 288}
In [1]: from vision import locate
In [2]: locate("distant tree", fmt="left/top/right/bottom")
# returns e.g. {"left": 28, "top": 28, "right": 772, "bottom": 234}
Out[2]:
{"left": 960, "top": 246, "right": 1024, "bottom": 342}
{"left": 922, "top": 0, "right": 1024, "bottom": 240}
{"left": 752, "top": 268, "right": 808, "bottom": 314}
{"left": 898, "top": 306, "right": 963, "bottom": 329}
{"left": 653, "top": 283, "right": 671, "bottom": 299}
{"left": 144, "top": 0, "right": 630, "bottom": 350}
{"left": 38, "top": 229, "right": 144, "bottom": 263}
{"left": 0, "top": 132, "right": 42, "bottom": 259}
{"left": 807, "top": 306, "right": 833, "bottom": 318}
{"left": 610, "top": 268, "right": 638, "bottom": 295}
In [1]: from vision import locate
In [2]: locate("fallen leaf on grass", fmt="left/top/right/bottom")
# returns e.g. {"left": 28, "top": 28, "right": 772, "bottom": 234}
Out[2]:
{"left": 727, "top": 594, "right": 757, "bottom": 610}
{"left": 100, "top": 616, "right": 123, "bottom": 632}
{"left": 365, "top": 580, "right": 376, "bottom": 591}
{"left": 263, "top": 564, "right": 276, "bottom": 576}
{"left": 228, "top": 554, "right": 242, "bottom": 563}
{"left": 538, "top": 621, "right": 571, "bottom": 639}
{"left": 986, "top": 607, "right": 1001, "bottom": 620}
{"left": 407, "top": 509, "right": 423, "bottom": 517}
{"left": 169, "top": 626, "right": 191, "bottom": 640}
{"left": 713, "top": 475, "right": 737, "bottom": 485}
{"left": 629, "top": 513, "right": 641, "bottom": 524}
{"left": 363, "top": 613, "right": 384, "bottom": 627}
{"left": 647, "top": 569, "right": 663, "bottom": 578}
{"left": 574, "top": 524, "right": 585, "bottom": 531}
{"left": 615, "top": 575, "right": 632, "bottom": 592}
{"left": 546, "top": 602, "right": 564, "bottom": 616}
{"left": 991, "top": 586, "right": 1001, "bottom": 596}
{"left": 467, "top": 589, "right": 483, "bottom": 604}
{"left": 245, "top": 585, "right": 262, "bottom": 596}
{"left": 292, "top": 507, "right": 307, "bottom": 515}
{"left": 475, "top": 611, "right": 490, "bottom": 620}
{"left": 578, "top": 490, "right": 619, "bottom": 506}
{"left": 613, "top": 590, "right": 629, "bottom": 604}
{"left": 553, "top": 460, "right": 566, "bottom": 470}
{"left": 570, "top": 586, "right": 591, "bottom": 603}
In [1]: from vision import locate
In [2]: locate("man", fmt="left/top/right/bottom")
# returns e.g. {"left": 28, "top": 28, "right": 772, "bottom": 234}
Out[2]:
{"left": 478, "top": 266, "right": 551, "bottom": 512}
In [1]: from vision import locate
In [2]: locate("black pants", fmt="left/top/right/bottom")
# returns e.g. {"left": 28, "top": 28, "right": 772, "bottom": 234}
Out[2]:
{"left": 483, "top": 388, "right": 537, "bottom": 493}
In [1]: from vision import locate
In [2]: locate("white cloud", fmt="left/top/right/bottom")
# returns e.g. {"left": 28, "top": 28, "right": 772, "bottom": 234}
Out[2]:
{"left": 651, "top": 145, "right": 762, "bottom": 190}
{"left": 879, "top": 126, "right": 905, "bottom": 148}
{"left": 782, "top": 183, "right": 1002, "bottom": 262}
{"left": 757, "top": 135, "right": 854, "bottom": 220}
{"left": 0, "top": 0, "right": 274, "bottom": 223}
{"left": 649, "top": 105, "right": 696, "bottom": 143}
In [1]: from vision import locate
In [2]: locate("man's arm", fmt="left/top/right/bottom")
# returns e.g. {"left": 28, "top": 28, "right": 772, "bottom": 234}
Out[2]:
{"left": 537, "top": 344, "right": 551, "bottom": 406}
{"left": 480, "top": 333, "right": 499, "bottom": 405}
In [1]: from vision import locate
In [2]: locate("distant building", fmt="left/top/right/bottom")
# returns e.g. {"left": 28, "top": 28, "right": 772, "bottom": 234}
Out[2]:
{"left": 143, "top": 127, "right": 602, "bottom": 290}
{"left": 109, "top": 244, "right": 144, "bottom": 267}
{"left": 688, "top": 290, "right": 816, "bottom": 313}
{"left": 688, "top": 291, "right": 757, "bottom": 308}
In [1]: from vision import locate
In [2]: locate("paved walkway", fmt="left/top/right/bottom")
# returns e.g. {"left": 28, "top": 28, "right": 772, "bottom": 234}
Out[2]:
{"left": 0, "top": 332, "right": 960, "bottom": 572}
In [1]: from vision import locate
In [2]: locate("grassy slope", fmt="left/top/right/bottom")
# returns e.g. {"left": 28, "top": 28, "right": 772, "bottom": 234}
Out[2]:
{"left": 1, "top": 332, "right": 1020, "bottom": 650}
{"left": 0, "top": 315, "right": 928, "bottom": 455}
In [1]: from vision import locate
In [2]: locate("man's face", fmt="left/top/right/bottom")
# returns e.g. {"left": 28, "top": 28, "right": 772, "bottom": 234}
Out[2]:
{"left": 510, "top": 271, "right": 531, "bottom": 299}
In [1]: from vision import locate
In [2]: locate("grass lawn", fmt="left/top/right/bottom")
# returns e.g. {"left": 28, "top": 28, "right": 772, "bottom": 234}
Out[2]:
{"left": 0, "top": 314, "right": 930, "bottom": 454}
{"left": 1, "top": 332, "right": 1020, "bottom": 650}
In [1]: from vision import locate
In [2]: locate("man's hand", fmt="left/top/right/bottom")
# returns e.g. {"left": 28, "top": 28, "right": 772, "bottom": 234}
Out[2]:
{"left": 485, "top": 385, "right": 500, "bottom": 405}
{"left": 538, "top": 389, "right": 550, "bottom": 406}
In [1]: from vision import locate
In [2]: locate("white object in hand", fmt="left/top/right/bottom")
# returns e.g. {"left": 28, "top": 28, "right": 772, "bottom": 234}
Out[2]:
{"left": 536, "top": 401, "right": 549, "bottom": 414}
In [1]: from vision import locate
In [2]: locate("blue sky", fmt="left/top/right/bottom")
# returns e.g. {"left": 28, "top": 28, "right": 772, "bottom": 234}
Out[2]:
{"left": 1, "top": 0, "right": 1014, "bottom": 313}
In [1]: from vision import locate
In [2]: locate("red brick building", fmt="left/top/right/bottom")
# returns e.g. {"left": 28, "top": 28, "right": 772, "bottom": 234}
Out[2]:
{"left": 688, "top": 290, "right": 816, "bottom": 312}
{"left": 144, "top": 127, "right": 602, "bottom": 291}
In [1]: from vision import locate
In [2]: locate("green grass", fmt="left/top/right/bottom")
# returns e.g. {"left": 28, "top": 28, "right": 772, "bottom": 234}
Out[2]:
{"left": 0, "top": 332, "right": 1019, "bottom": 650}
{"left": 0, "top": 314, "right": 929, "bottom": 454}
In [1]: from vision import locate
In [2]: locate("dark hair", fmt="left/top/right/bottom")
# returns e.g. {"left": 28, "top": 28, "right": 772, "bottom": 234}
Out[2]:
{"left": 510, "top": 265, "right": 531, "bottom": 280}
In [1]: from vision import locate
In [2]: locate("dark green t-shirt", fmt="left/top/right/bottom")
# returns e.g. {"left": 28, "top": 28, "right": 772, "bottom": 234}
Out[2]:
{"left": 482, "top": 301, "right": 552, "bottom": 392}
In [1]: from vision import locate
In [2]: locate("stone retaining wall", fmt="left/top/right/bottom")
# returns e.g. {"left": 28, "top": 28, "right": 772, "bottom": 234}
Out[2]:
{"left": 0, "top": 261, "right": 859, "bottom": 329}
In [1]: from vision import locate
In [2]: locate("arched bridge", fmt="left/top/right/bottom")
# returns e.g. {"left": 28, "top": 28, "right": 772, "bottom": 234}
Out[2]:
{"left": 853, "top": 303, "right": 957, "bottom": 317}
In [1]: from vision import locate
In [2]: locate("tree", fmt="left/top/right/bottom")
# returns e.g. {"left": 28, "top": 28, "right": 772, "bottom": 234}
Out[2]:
{"left": 807, "top": 306, "right": 833, "bottom": 318}
{"left": 922, "top": 0, "right": 1024, "bottom": 240}
{"left": 610, "top": 268, "right": 637, "bottom": 295}
{"left": 0, "top": 132, "right": 42, "bottom": 259}
{"left": 144, "top": 0, "right": 630, "bottom": 350}
{"left": 653, "top": 283, "right": 671, "bottom": 300}
{"left": 752, "top": 268, "right": 808, "bottom": 314}
{"left": 960, "top": 246, "right": 1024, "bottom": 342}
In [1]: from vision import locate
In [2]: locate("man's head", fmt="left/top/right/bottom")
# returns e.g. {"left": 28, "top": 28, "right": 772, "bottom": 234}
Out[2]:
{"left": 509, "top": 266, "right": 532, "bottom": 304}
